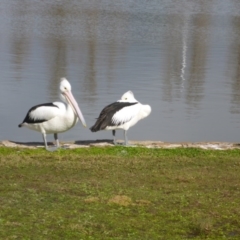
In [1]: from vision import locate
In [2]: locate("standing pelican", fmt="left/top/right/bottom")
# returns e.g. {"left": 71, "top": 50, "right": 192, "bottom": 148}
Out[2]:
{"left": 90, "top": 91, "right": 151, "bottom": 145}
{"left": 18, "top": 78, "right": 87, "bottom": 151}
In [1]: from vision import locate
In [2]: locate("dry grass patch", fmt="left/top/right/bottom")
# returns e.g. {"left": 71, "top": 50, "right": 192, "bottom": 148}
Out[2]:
{"left": 108, "top": 195, "right": 133, "bottom": 206}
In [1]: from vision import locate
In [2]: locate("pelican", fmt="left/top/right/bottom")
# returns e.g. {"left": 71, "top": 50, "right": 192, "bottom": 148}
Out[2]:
{"left": 90, "top": 91, "right": 151, "bottom": 145}
{"left": 18, "top": 78, "right": 87, "bottom": 151}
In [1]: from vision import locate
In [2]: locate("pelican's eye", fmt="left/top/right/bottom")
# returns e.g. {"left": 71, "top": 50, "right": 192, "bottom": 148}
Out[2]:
{"left": 125, "top": 98, "right": 127, "bottom": 100}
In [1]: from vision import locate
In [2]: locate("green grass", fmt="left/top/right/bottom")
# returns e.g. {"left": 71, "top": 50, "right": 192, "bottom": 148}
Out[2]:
{"left": 0, "top": 146, "right": 240, "bottom": 239}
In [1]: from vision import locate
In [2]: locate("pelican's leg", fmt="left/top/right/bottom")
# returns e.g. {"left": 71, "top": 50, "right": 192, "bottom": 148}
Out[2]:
{"left": 112, "top": 130, "right": 117, "bottom": 145}
{"left": 124, "top": 130, "right": 129, "bottom": 146}
{"left": 45, "top": 133, "right": 60, "bottom": 151}
{"left": 123, "top": 130, "right": 135, "bottom": 147}
{"left": 42, "top": 132, "right": 48, "bottom": 149}
{"left": 54, "top": 133, "right": 60, "bottom": 147}
{"left": 41, "top": 132, "right": 58, "bottom": 152}
{"left": 54, "top": 133, "right": 70, "bottom": 149}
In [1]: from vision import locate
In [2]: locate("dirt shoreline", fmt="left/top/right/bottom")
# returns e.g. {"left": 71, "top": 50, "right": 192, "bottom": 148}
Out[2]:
{"left": 1, "top": 140, "right": 240, "bottom": 150}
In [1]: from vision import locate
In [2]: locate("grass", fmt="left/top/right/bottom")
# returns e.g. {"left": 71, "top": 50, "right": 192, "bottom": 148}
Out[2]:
{"left": 0, "top": 146, "right": 240, "bottom": 239}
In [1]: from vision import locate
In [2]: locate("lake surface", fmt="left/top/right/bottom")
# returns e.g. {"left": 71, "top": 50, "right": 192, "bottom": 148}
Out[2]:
{"left": 1, "top": 0, "right": 240, "bottom": 143}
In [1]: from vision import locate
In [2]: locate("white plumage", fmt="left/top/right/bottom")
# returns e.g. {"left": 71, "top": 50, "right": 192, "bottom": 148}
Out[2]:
{"left": 19, "top": 78, "right": 87, "bottom": 151}
{"left": 90, "top": 91, "right": 151, "bottom": 145}
{"left": 29, "top": 105, "right": 59, "bottom": 123}
{"left": 110, "top": 103, "right": 141, "bottom": 127}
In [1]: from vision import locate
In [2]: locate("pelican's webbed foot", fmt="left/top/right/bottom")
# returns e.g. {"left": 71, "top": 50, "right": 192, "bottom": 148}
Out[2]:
{"left": 46, "top": 146, "right": 59, "bottom": 152}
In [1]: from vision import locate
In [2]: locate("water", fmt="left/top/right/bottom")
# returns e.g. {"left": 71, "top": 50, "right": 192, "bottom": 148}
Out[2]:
{"left": 1, "top": 0, "right": 240, "bottom": 143}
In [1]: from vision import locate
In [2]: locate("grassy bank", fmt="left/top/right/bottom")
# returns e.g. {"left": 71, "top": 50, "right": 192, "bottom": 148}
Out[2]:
{"left": 0, "top": 146, "right": 240, "bottom": 239}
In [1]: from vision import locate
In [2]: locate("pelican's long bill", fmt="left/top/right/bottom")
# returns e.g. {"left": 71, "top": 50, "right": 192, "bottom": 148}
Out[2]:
{"left": 64, "top": 90, "right": 87, "bottom": 127}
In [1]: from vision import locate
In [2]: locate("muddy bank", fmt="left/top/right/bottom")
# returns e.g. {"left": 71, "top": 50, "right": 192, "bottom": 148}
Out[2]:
{"left": 1, "top": 140, "right": 240, "bottom": 150}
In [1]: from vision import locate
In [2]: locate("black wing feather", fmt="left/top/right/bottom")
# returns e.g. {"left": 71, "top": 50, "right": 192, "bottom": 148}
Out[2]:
{"left": 90, "top": 102, "right": 138, "bottom": 132}
{"left": 18, "top": 103, "right": 59, "bottom": 127}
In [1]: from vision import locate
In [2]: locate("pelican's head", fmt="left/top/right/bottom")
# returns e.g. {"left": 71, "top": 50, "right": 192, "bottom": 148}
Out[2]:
{"left": 120, "top": 90, "right": 137, "bottom": 103}
{"left": 60, "top": 78, "right": 72, "bottom": 94}
{"left": 59, "top": 78, "right": 87, "bottom": 127}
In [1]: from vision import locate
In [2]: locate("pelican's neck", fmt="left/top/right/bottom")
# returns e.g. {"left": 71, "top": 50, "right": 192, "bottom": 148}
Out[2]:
{"left": 59, "top": 93, "right": 67, "bottom": 104}
{"left": 60, "top": 93, "right": 78, "bottom": 125}
{"left": 66, "top": 102, "right": 77, "bottom": 119}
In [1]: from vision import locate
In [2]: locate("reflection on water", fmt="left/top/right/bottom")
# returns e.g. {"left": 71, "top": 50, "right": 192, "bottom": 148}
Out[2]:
{"left": 1, "top": 0, "right": 240, "bottom": 143}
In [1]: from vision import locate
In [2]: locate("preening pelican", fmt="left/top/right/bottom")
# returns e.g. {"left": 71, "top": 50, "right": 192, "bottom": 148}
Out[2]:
{"left": 90, "top": 91, "right": 151, "bottom": 145}
{"left": 18, "top": 78, "right": 87, "bottom": 151}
